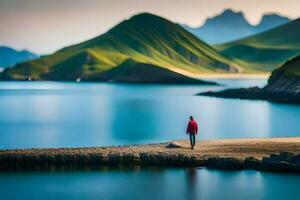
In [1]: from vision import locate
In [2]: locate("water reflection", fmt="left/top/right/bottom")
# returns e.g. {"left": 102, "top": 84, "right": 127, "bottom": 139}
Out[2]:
{"left": 186, "top": 168, "right": 198, "bottom": 200}
{"left": 1, "top": 80, "right": 300, "bottom": 149}
{"left": 0, "top": 168, "right": 299, "bottom": 200}
{"left": 268, "top": 103, "right": 300, "bottom": 137}
{"left": 110, "top": 98, "right": 159, "bottom": 141}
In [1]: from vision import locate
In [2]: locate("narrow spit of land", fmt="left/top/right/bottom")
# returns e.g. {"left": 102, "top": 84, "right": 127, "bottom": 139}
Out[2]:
{"left": 1, "top": 137, "right": 300, "bottom": 172}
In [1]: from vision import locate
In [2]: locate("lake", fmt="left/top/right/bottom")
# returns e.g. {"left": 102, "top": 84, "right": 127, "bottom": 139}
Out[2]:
{"left": 1, "top": 167, "right": 300, "bottom": 200}
{"left": 0, "top": 79, "right": 300, "bottom": 149}
{"left": 1, "top": 79, "right": 300, "bottom": 200}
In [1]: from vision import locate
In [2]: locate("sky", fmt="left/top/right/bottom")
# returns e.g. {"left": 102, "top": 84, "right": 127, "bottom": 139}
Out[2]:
{"left": 0, "top": 0, "right": 299, "bottom": 54}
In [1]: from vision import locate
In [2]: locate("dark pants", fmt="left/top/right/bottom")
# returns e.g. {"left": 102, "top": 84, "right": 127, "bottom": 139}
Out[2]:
{"left": 189, "top": 133, "right": 196, "bottom": 149}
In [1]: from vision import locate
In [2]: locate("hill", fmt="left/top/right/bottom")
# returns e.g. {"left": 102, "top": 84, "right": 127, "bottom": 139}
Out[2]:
{"left": 265, "top": 54, "right": 300, "bottom": 92}
{"left": 79, "top": 59, "right": 216, "bottom": 84}
{"left": 200, "top": 54, "right": 300, "bottom": 104}
{"left": 216, "top": 19, "right": 300, "bottom": 72}
{"left": 0, "top": 13, "right": 242, "bottom": 82}
{"left": 256, "top": 14, "right": 291, "bottom": 32}
{"left": 183, "top": 9, "right": 290, "bottom": 44}
{"left": 0, "top": 46, "right": 38, "bottom": 68}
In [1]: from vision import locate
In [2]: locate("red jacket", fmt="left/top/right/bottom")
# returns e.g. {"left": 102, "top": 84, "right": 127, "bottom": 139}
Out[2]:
{"left": 186, "top": 120, "right": 198, "bottom": 134}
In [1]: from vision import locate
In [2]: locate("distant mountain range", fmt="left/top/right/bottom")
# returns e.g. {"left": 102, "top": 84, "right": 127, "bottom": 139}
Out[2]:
{"left": 0, "top": 46, "right": 38, "bottom": 68}
{"left": 0, "top": 13, "right": 242, "bottom": 83}
{"left": 216, "top": 18, "right": 300, "bottom": 72}
{"left": 200, "top": 16, "right": 300, "bottom": 103}
{"left": 183, "top": 9, "right": 291, "bottom": 44}
{"left": 1, "top": 12, "right": 296, "bottom": 82}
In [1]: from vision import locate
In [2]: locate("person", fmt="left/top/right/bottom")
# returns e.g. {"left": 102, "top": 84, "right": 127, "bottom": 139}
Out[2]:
{"left": 186, "top": 116, "right": 198, "bottom": 149}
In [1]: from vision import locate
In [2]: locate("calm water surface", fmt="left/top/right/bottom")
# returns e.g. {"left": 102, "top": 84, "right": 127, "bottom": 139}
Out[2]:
{"left": 0, "top": 79, "right": 300, "bottom": 200}
{"left": 0, "top": 79, "right": 299, "bottom": 149}
{"left": 1, "top": 168, "right": 300, "bottom": 200}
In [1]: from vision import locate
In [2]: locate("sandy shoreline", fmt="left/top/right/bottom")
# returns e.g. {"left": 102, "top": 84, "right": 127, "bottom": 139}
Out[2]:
{"left": 167, "top": 67, "right": 270, "bottom": 80}
{"left": 2, "top": 137, "right": 300, "bottom": 159}
{"left": 195, "top": 73, "right": 270, "bottom": 79}
{"left": 1, "top": 137, "right": 300, "bottom": 172}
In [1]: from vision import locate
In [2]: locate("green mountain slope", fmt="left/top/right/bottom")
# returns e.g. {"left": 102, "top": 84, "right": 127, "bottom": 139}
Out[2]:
{"left": 216, "top": 18, "right": 300, "bottom": 72}
{"left": 83, "top": 59, "right": 216, "bottom": 84}
{"left": 0, "top": 13, "right": 241, "bottom": 82}
{"left": 267, "top": 54, "right": 300, "bottom": 85}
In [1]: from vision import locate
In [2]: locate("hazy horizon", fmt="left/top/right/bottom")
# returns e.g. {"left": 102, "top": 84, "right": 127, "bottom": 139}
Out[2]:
{"left": 1, "top": 0, "right": 299, "bottom": 54}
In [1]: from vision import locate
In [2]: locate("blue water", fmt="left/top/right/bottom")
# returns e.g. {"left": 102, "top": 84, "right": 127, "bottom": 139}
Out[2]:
{"left": 0, "top": 79, "right": 299, "bottom": 149}
{"left": 1, "top": 79, "right": 300, "bottom": 200}
{"left": 1, "top": 168, "right": 300, "bottom": 200}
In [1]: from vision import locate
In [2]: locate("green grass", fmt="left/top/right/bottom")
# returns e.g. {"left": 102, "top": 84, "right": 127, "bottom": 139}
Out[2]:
{"left": 0, "top": 13, "right": 243, "bottom": 81}
{"left": 275, "top": 55, "right": 300, "bottom": 77}
{"left": 216, "top": 18, "right": 300, "bottom": 72}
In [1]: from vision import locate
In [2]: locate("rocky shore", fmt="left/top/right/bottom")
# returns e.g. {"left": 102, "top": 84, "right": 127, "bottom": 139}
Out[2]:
{"left": 1, "top": 138, "right": 300, "bottom": 172}
{"left": 200, "top": 86, "right": 300, "bottom": 104}
{"left": 200, "top": 55, "right": 300, "bottom": 104}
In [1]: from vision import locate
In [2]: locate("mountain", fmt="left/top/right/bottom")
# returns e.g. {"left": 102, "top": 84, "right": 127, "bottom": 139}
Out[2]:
{"left": 0, "top": 13, "right": 241, "bottom": 83}
{"left": 265, "top": 54, "right": 300, "bottom": 95}
{"left": 256, "top": 14, "right": 291, "bottom": 32}
{"left": 216, "top": 18, "right": 300, "bottom": 72}
{"left": 0, "top": 46, "right": 38, "bottom": 68}
{"left": 81, "top": 59, "right": 216, "bottom": 84}
{"left": 200, "top": 54, "right": 300, "bottom": 104}
{"left": 183, "top": 9, "right": 290, "bottom": 44}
